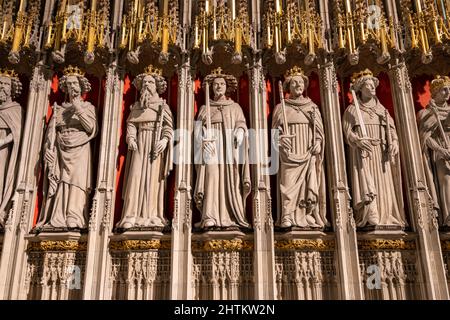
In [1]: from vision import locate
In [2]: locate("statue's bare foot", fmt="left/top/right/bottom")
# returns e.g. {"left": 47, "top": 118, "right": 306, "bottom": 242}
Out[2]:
{"left": 67, "top": 218, "right": 78, "bottom": 229}
{"left": 203, "top": 219, "right": 215, "bottom": 228}
{"left": 121, "top": 222, "right": 133, "bottom": 229}
{"left": 280, "top": 219, "right": 292, "bottom": 228}
{"left": 305, "top": 215, "right": 317, "bottom": 226}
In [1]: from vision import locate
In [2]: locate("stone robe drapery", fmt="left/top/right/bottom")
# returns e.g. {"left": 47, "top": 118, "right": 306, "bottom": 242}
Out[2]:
{"left": 343, "top": 99, "right": 406, "bottom": 228}
{"left": 194, "top": 99, "right": 251, "bottom": 228}
{"left": 418, "top": 103, "right": 450, "bottom": 226}
{"left": 0, "top": 101, "right": 23, "bottom": 226}
{"left": 117, "top": 99, "right": 173, "bottom": 228}
{"left": 272, "top": 98, "right": 327, "bottom": 228}
{"left": 37, "top": 101, "right": 97, "bottom": 229}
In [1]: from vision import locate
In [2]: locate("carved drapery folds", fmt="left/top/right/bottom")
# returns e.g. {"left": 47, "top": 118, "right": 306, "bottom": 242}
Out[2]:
{"left": 0, "top": 69, "right": 23, "bottom": 228}
{"left": 36, "top": 66, "right": 98, "bottom": 230}
{"left": 342, "top": 69, "right": 406, "bottom": 230}
{"left": 116, "top": 65, "right": 174, "bottom": 230}
{"left": 417, "top": 75, "right": 450, "bottom": 227}
{"left": 273, "top": 66, "right": 328, "bottom": 229}
{"left": 194, "top": 68, "right": 251, "bottom": 229}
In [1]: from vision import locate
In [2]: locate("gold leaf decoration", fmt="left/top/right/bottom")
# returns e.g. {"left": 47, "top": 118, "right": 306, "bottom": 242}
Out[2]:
{"left": 192, "top": 239, "right": 254, "bottom": 251}
{"left": 27, "top": 240, "right": 87, "bottom": 252}
{"left": 274, "top": 239, "right": 335, "bottom": 251}
{"left": 358, "top": 239, "right": 416, "bottom": 251}
{"left": 109, "top": 240, "right": 170, "bottom": 251}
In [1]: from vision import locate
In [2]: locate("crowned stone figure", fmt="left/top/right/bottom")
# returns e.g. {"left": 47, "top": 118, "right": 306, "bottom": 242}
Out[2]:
{"left": 418, "top": 75, "right": 450, "bottom": 227}
{"left": 342, "top": 69, "right": 406, "bottom": 229}
{"left": 36, "top": 66, "right": 98, "bottom": 230}
{"left": 0, "top": 69, "right": 23, "bottom": 228}
{"left": 194, "top": 67, "right": 251, "bottom": 229}
{"left": 273, "top": 66, "right": 328, "bottom": 229}
{"left": 116, "top": 65, "right": 174, "bottom": 230}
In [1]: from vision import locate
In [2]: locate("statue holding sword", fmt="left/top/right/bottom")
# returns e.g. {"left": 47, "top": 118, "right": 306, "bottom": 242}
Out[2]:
{"left": 343, "top": 69, "right": 406, "bottom": 229}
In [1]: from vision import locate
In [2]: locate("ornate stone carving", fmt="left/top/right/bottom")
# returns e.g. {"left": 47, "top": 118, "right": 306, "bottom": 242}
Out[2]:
{"left": 25, "top": 251, "right": 86, "bottom": 300}
{"left": 88, "top": 194, "right": 98, "bottom": 232}
{"left": 274, "top": 239, "right": 335, "bottom": 251}
{"left": 36, "top": 66, "right": 98, "bottom": 230}
{"left": 0, "top": 69, "right": 24, "bottom": 228}
{"left": 192, "top": 239, "right": 253, "bottom": 252}
{"left": 417, "top": 75, "right": 450, "bottom": 227}
{"left": 342, "top": 69, "right": 406, "bottom": 229}
{"left": 109, "top": 240, "right": 171, "bottom": 251}
{"left": 194, "top": 68, "right": 251, "bottom": 229}
{"left": 192, "top": 249, "right": 254, "bottom": 300}
{"left": 116, "top": 65, "right": 174, "bottom": 230}
{"left": 358, "top": 239, "right": 416, "bottom": 251}
{"left": 273, "top": 66, "right": 328, "bottom": 229}
{"left": 108, "top": 249, "right": 171, "bottom": 299}
{"left": 27, "top": 240, "right": 88, "bottom": 252}
{"left": 275, "top": 250, "right": 336, "bottom": 300}
{"left": 359, "top": 250, "right": 419, "bottom": 300}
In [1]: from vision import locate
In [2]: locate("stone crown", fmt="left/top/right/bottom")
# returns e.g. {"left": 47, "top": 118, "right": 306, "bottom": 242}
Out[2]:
{"left": 351, "top": 69, "right": 374, "bottom": 84}
{"left": 0, "top": 68, "right": 19, "bottom": 79}
{"left": 63, "top": 65, "right": 85, "bottom": 77}
{"left": 143, "top": 64, "right": 163, "bottom": 77}
{"left": 431, "top": 75, "right": 450, "bottom": 93}
{"left": 284, "top": 66, "right": 305, "bottom": 79}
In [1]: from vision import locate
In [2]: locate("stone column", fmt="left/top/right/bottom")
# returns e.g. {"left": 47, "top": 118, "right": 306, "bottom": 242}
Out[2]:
{"left": 82, "top": 61, "right": 124, "bottom": 299}
{"left": 169, "top": 58, "right": 194, "bottom": 300}
{"left": 249, "top": 57, "right": 276, "bottom": 300}
{"left": 388, "top": 61, "right": 449, "bottom": 299}
{"left": 318, "top": 61, "right": 364, "bottom": 299}
{"left": 0, "top": 62, "right": 53, "bottom": 299}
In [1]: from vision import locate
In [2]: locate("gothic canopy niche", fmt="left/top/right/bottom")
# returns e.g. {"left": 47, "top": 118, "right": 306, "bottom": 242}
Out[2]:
{"left": 191, "top": 0, "right": 255, "bottom": 66}
{"left": 397, "top": 0, "right": 450, "bottom": 65}
{"left": 261, "top": 0, "right": 325, "bottom": 66}
{"left": 43, "top": 0, "right": 112, "bottom": 66}
{"left": 117, "top": 0, "right": 183, "bottom": 67}
{"left": 0, "top": 0, "right": 43, "bottom": 68}
{"left": 330, "top": 0, "right": 402, "bottom": 66}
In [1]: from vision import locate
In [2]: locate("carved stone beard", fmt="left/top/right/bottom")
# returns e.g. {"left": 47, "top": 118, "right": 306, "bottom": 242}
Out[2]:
{"left": 140, "top": 87, "right": 156, "bottom": 108}
{"left": 0, "top": 88, "right": 8, "bottom": 105}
